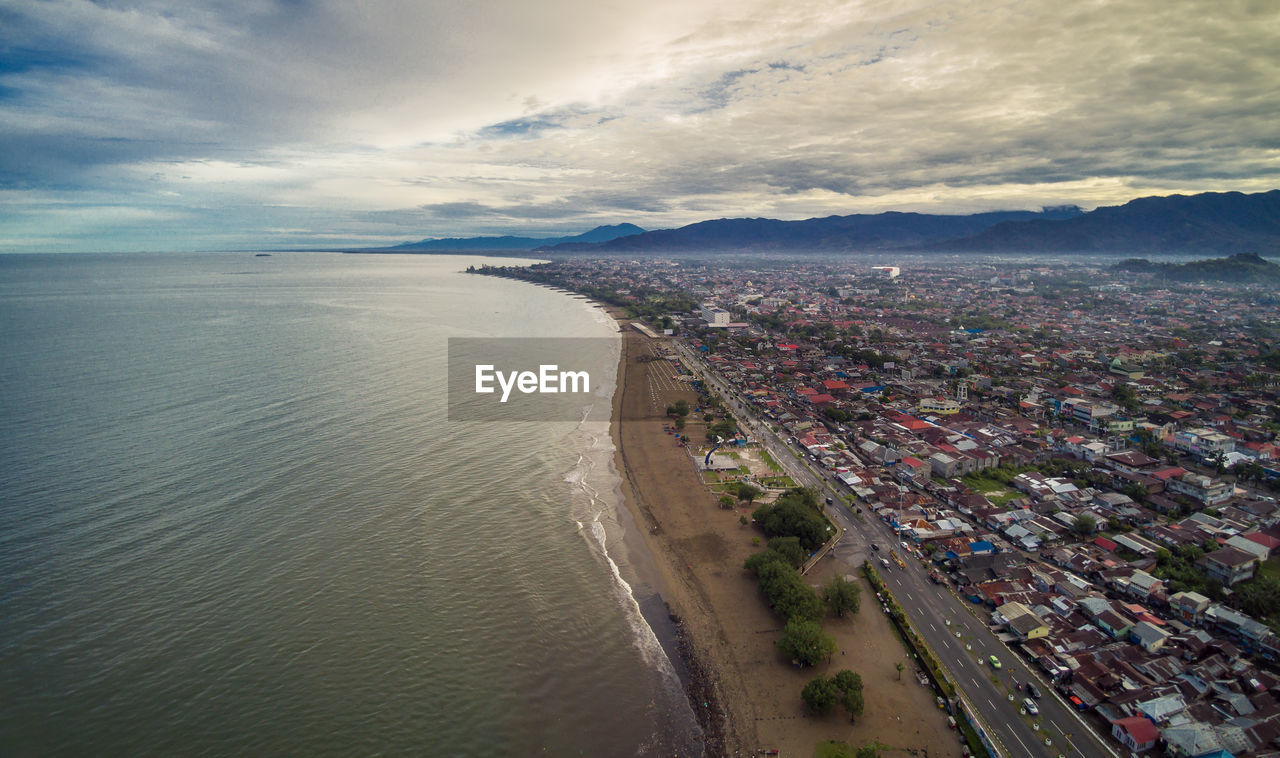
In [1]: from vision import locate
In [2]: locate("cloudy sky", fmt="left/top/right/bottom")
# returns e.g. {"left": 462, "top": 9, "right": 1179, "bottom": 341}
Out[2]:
{"left": 1, "top": 0, "right": 1277, "bottom": 251}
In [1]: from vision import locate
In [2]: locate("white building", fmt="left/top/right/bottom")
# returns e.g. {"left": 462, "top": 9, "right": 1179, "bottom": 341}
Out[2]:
{"left": 1167, "top": 472, "right": 1233, "bottom": 506}
{"left": 701, "top": 305, "right": 731, "bottom": 327}
{"left": 870, "top": 266, "right": 900, "bottom": 279}
{"left": 1169, "top": 427, "right": 1236, "bottom": 459}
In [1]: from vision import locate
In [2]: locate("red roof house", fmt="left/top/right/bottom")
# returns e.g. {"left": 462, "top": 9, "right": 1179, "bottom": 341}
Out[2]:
{"left": 1111, "top": 716, "right": 1158, "bottom": 752}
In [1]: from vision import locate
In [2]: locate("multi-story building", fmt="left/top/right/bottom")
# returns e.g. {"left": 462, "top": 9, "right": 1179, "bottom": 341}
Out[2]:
{"left": 1202, "top": 546, "right": 1258, "bottom": 586}
{"left": 1166, "top": 473, "right": 1233, "bottom": 506}
{"left": 1168, "top": 427, "right": 1236, "bottom": 459}
{"left": 918, "top": 397, "right": 961, "bottom": 415}
{"left": 701, "top": 305, "right": 731, "bottom": 327}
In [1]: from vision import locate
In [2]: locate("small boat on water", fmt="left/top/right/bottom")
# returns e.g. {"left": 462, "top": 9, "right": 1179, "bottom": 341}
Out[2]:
{"left": 255, "top": 253, "right": 271, "bottom": 257}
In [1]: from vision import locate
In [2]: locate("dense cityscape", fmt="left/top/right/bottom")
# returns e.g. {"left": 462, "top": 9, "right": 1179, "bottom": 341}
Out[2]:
{"left": 480, "top": 254, "right": 1280, "bottom": 757}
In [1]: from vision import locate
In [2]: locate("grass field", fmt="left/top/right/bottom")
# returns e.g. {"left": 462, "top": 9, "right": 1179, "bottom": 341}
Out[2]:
{"left": 758, "top": 448, "right": 782, "bottom": 473}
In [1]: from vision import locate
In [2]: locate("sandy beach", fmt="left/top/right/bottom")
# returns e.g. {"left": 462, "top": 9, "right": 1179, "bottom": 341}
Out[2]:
{"left": 608, "top": 312, "right": 964, "bottom": 758}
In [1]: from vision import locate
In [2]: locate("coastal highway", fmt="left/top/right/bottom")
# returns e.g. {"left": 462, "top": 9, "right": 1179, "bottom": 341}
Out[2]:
{"left": 670, "top": 340, "right": 1117, "bottom": 758}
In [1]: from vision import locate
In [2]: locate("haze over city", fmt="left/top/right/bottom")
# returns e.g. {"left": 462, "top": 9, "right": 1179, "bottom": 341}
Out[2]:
{"left": 1, "top": 0, "right": 1277, "bottom": 252}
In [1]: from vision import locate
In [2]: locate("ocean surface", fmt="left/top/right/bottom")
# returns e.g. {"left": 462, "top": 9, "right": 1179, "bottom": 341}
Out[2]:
{"left": 0, "top": 252, "right": 700, "bottom": 757}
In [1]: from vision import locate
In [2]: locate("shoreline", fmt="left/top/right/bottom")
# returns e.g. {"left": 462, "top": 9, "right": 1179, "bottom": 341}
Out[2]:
{"left": 603, "top": 307, "right": 743, "bottom": 756}
{"left": 485, "top": 270, "right": 964, "bottom": 758}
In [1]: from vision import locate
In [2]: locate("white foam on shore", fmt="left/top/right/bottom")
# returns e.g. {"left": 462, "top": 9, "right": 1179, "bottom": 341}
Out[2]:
{"left": 566, "top": 419, "right": 676, "bottom": 676}
{"left": 561, "top": 305, "right": 701, "bottom": 754}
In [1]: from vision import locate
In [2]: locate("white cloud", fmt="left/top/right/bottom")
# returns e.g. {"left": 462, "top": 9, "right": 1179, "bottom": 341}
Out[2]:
{"left": 1, "top": 0, "right": 1277, "bottom": 250}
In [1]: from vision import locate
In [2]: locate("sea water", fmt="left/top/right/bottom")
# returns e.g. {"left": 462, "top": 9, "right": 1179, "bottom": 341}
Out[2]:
{"left": 0, "top": 252, "right": 700, "bottom": 756}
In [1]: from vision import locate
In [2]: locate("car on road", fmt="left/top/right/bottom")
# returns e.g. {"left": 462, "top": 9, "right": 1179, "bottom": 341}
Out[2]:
{"left": 1027, "top": 683, "right": 1041, "bottom": 699}
{"left": 880, "top": 558, "right": 891, "bottom": 569}
{"left": 870, "top": 543, "right": 880, "bottom": 551}
{"left": 988, "top": 655, "right": 1002, "bottom": 669}
{"left": 1023, "top": 698, "right": 1039, "bottom": 715}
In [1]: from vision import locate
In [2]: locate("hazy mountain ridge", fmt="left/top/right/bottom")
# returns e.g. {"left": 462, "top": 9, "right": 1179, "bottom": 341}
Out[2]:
{"left": 379, "top": 190, "right": 1280, "bottom": 256}
{"left": 388, "top": 222, "right": 645, "bottom": 251}
{"left": 541, "top": 208, "right": 1083, "bottom": 253}
{"left": 923, "top": 190, "right": 1280, "bottom": 254}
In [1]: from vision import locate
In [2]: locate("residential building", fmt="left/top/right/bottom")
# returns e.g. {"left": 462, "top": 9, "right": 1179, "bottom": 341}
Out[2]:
{"left": 1202, "top": 546, "right": 1258, "bottom": 586}
{"left": 1112, "top": 716, "right": 1159, "bottom": 752}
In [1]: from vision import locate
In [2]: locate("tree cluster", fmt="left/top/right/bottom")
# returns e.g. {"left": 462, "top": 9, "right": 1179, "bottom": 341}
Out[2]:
{"left": 751, "top": 488, "right": 830, "bottom": 551}
{"left": 1153, "top": 545, "right": 1225, "bottom": 598}
{"left": 744, "top": 548, "right": 825, "bottom": 623}
{"left": 821, "top": 575, "right": 861, "bottom": 617}
{"left": 801, "top": 669, "right": 865, "bottom": 719}
{"left": 1232, "top": 575, "right": 1280, "bottom": 621}
{"left": 780, "top": 619, "right": 837, "bottom": 668}
{"left": 705, "top": 418, "right": 737, "bottom": 442}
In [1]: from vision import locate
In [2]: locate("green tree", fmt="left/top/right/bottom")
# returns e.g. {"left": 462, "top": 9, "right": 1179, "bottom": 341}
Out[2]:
{"left": 894, "top": 661, "right": 905, "bottom": 680}
{"left": 1111, "top": 382, "right": 1140, "bottom": 412}
{"left": 746, "top": 551, "right": 825, "bottom": 621}
{"left": 1233, "top": 576, "right": 1280, "bottom": 619}
{"left": 736, "top": 482, "right": 762, "bottom": 504}
{"left": 833, "top": 670, "right": 865, "bottom": 719}
{"left": 1072, "top": 513, "right": 1097, "bottom": 536}
{"left": 801, "top": 675, "right": 840, "bottom": 715}
{"left": 718, "top": 494, "right": 736, "bottom": 509}
{"left": 822, "top": 575, "right": 862, "bottom": 617}
{"left": 777, "top": 619, "right": 836, "bottom": 667}
{"left": 768, "top": 536, "right": 807, "bottom": 568}
{"left": 752, "top": 490, "right": 830, "bottom": 550}
{"left": 769, "top": 570, "right": 826, "bottom": 621}
{"left": 744, "top": 548, "right": 791, "bottom": 574}
{"left": 710, "top": 418, "right": 737, "bottom": 438}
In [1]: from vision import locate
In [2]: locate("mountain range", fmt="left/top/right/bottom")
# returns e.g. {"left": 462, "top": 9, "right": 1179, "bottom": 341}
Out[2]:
{"left": 926, "top": 190, "right": 1280, "bottom": 254}
{"left": 387, "top": 222, "right": 645, "bottom": 251}
{"left": 543, "top": 207, "right": 1084, "bottom": 253}
{"left": 376, "top": 190, "right": 1280, "bottom": 256}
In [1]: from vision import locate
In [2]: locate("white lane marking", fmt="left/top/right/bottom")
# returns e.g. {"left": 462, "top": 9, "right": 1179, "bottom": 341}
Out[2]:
{"left": 1006, "top": 725, "right": 1035, "bottom": 757}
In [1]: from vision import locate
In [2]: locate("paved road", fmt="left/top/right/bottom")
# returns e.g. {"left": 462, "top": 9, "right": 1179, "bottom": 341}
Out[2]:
{"left": 672, "top": 341, "right": 1117, "bottom": 758}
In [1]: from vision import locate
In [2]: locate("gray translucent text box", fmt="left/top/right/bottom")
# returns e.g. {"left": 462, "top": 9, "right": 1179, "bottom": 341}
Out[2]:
{"left": 448, "top": 337, "right": 615, "bottom": 421}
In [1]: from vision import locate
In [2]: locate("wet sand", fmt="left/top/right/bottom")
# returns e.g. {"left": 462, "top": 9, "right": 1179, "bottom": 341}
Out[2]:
{"left": 608, "top": 314, "right": 963, "bottom": 757}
